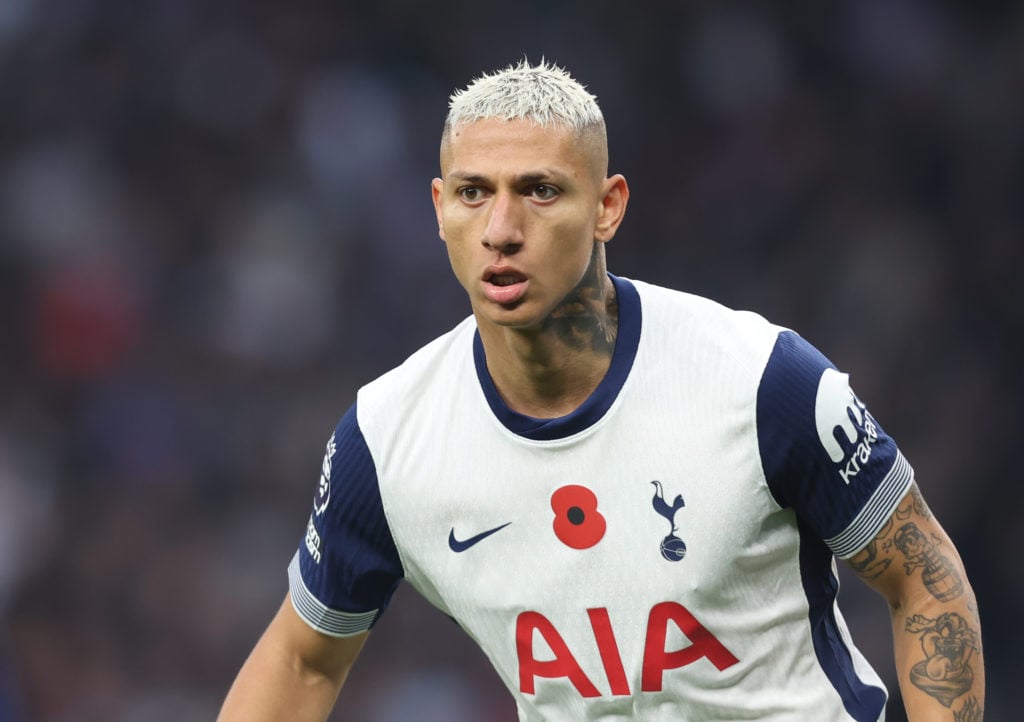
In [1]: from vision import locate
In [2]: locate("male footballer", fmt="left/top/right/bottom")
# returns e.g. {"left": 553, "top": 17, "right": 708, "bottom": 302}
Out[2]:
{"left": 219, "top": 60, "right": 984, "bottom": 721}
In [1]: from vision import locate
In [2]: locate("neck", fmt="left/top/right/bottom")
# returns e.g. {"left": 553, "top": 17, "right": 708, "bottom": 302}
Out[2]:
{"left": 479, "top": 249, "right": 618, "bottom": 418}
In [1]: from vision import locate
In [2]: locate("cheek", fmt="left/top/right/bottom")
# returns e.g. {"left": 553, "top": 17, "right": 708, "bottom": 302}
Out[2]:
{"left": 548, "top": 220, "right": 598, "bottom": 268}
{"left": 440, "top": 207, "right": 482, "bottom": 248}
{"left": 441, "top": 229, "right": 477, "bottom": 286}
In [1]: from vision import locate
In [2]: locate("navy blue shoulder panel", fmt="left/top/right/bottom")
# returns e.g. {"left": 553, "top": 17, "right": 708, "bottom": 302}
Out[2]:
{"left": 296, "top": 403, "right": 403, "bottom": 621}
{"left": 474, "top": 274, "right": 641, "bottom": 440}
{"left": 756, "top": 331, "right": 905, "bottom": 545}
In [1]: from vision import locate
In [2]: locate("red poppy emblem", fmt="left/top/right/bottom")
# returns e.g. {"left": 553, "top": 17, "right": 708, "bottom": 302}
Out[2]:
{"left": 550, "top": 484, "right": 606, "bottom": 549}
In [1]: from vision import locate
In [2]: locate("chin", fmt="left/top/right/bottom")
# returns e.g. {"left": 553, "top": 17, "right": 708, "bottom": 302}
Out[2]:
{"left": 475, "top": 304, "right": 543, "bottom": 332}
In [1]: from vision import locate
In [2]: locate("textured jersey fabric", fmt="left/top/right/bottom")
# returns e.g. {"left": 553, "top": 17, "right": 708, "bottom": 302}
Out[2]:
{"left": 289, "top": 275, "right": 911, "bottom": 721}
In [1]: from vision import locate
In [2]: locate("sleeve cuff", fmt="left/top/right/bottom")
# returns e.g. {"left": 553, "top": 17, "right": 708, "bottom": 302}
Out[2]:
{"left": 825, "top": 452, "right": 914, "bottom": 559}
{"left": 287, "top": 552, "right": 379, "bottom": 637}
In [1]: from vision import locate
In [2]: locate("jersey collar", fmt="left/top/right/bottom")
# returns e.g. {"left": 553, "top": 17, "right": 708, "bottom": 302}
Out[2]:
{"left": 473, "top": 275, "right": 641, "bottom": 440}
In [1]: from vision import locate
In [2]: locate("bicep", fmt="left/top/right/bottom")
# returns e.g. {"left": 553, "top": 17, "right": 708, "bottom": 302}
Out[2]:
{"left": 217, "top": 596, "right": 369, "bottom": 722}
{"left": 845, "top": 482, "right": 966, "bottom": 609}
{"left": 267, "top": 594, "right": 370, "bottom": 683}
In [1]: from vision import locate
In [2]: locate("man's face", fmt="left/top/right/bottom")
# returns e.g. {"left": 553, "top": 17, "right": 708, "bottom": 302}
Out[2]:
{"left": 431, "top": 117, "right": 621, "bottom": 333}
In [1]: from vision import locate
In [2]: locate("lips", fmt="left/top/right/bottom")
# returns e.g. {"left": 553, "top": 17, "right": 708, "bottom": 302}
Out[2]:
{"left": 483, "top": 267, "right": 528, "bottom": 305}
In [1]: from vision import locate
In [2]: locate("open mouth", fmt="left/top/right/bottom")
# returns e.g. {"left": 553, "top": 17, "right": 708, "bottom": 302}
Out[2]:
{"left": 483, "top": 269, "right": 528, "bottom": 305}
{"left": 487, "top": 272, "right": 526, "bottom": 287}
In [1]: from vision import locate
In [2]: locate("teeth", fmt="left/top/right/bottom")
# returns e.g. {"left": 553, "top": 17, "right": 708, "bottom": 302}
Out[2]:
{"left": 491, "top": 275, "right": 520, "bottom": 287}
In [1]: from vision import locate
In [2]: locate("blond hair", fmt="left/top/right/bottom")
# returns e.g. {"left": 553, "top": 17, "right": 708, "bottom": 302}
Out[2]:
{"left": 444, "top": 59, "right": 604, "bottom": 132}
{"left": 441, "top": 59, "right": 608, "bottom": 174}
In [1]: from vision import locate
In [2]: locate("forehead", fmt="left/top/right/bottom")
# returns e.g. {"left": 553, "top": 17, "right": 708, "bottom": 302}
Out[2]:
{"left": 441, "top": 118, "right": 593, "bottom": 178}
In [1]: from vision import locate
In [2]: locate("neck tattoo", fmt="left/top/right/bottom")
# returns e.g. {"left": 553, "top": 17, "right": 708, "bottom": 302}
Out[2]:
{"left": 544, "top": 273, "right": 618, "bottom": 357}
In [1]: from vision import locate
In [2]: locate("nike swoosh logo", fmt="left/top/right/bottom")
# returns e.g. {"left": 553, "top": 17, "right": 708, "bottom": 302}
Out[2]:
{"left": 448, "top": 522, "right": 512, "bottom": 552}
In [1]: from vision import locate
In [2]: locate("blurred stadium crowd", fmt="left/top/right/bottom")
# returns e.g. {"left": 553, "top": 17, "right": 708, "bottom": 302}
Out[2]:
{"left": 0, "top": 1, "right": 1020, "bottom": 720}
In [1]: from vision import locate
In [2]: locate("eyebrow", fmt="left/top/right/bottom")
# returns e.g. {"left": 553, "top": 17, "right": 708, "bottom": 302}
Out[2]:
{"left": 445, "top": 170, "right": 566, "bottom": 185}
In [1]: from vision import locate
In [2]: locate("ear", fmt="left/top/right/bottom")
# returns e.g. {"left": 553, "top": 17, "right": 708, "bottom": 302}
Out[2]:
{"left": 431, "top": 177, "right": 446, "bottom": 241}
{"left": 594, "top": 174, "right": 629, "bottom": 243}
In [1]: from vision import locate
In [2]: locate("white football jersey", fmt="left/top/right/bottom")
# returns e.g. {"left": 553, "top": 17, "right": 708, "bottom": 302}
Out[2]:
{"left": 290, "top": 276, "right": 912, "bottom": 721}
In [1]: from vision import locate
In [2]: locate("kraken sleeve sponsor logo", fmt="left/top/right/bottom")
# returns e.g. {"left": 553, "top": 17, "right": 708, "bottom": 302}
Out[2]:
{"left": 814, "top": 368, "right": 879, "bottom": 485}
{"left": 313, "top": 433, "right": 336, "bottom": 517}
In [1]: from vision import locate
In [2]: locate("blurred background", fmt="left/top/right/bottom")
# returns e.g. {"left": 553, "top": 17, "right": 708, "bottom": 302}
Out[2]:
{"left": 0, "top": 0, "right": 1020, "bottom": 720}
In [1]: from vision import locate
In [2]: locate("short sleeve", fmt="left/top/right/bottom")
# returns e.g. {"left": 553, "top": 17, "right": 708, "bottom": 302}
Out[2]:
{"left": 756, "top": 331, "right": 914, "bottom": 558}
{"left": 288, "top": 403, "right": 404, "bottom": 636}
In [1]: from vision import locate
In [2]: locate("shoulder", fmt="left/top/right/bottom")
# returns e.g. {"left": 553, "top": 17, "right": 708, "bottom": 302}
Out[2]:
{"left": 356, "top": 315, "right": 478, "bottom": 439}
{"left": 753, "top": 329, "right": 913, "bottom": 554}
{"left": 628, "top": 278, "right": 785, "bottom": 377}
{"left": 359, "top": 315, "right": 476, "bottom": 400}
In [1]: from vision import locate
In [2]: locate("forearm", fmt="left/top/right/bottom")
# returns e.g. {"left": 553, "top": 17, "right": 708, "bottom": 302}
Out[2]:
{"left": 218, "top": 597, "right": 367, "bottom": 722}
{"left": 848, "top": 484, "right": 985, "bottom": 720}
{"left": 217, "top": 632, "right": 345, "bottom": 722}
{"left": 890, "top": 583, "right": 984, "bottom": 722}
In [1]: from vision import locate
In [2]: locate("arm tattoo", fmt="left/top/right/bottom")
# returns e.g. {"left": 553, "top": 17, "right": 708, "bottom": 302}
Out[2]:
{"left": 954, "top": 696, "right": 983, "bottom": 722}
{"left": 847, "top": 518, "right": 893, "bottom": 580}
{"left": 848, "top": 485, "right": 964, "bottom": 602}
{"left": 893, "top": 522, "right": 964, "bottom": 602}
{"left": 859, "top": 485, "right": 984, "bottom": 719}
{"left": 905, "top": 612, "right": 980, "bottom": 711}
{"left": 895, "top": 484, "right": 934, "bottom": 523}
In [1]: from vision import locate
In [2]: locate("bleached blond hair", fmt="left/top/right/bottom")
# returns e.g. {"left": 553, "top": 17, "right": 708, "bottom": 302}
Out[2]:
{"left": 445, "top": 59, "right": 604, "bottom": 131}
{"left": 441, "top": 60, "right": 608, "bottom": 172}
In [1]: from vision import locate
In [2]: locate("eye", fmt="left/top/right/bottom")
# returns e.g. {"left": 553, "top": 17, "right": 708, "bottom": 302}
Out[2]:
{"left": 530, "top": 184, "right": 559, "bottom": 201}
{"left": 458, "top": 186, "right": 487, "bottom": 204}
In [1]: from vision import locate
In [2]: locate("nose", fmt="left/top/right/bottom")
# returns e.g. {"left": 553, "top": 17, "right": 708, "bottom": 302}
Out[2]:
{"left": 481, "top": 191, "right": 524, "bottom": 254}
